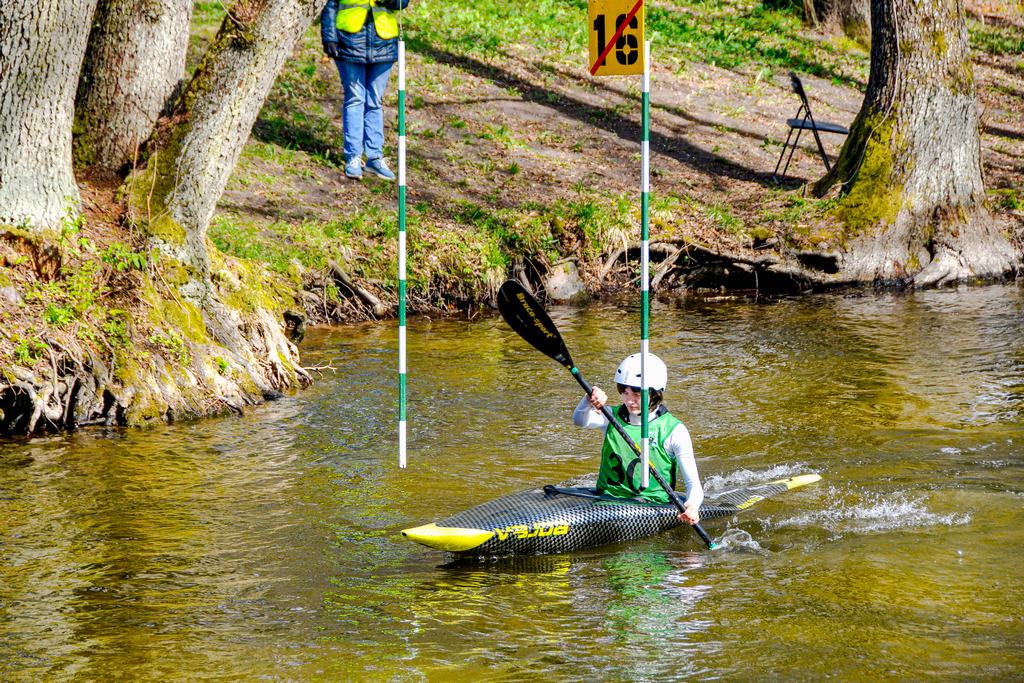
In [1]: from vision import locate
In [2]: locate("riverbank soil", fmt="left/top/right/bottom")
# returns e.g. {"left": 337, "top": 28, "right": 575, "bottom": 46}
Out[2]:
{"left": 1, "top": 0, "right": 1021, "bottom": 433}
{"left": 209, "top": 0, "right": 1023, "bottom": 318}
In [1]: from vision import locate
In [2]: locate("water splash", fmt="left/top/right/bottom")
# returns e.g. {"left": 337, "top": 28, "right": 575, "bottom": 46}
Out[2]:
{"left": 703, "top": 463, "right": 810, "bottom": 493}
{"left": 711, "top": 527, "right": 765, "bottom": 554}
{"left": 769, "top": 486, "right": 971, "bottom": 536}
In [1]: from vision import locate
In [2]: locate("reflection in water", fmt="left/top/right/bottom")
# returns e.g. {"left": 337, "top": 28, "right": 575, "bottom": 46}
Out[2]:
{"left": 1, "top": 284, "right": 1023, "bottom": 680}
{"left": 599, "top": 551, "right": 711, "bottom": 680}
{"left": 0, "top": 412, "right": 335, "bottom": 680}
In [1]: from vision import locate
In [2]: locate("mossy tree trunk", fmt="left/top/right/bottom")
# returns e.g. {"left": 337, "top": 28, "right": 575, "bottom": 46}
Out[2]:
{"left": 128, "top": 0, "right": 320, "bottom": 400}
{"left": 138, "top": 0, "right": 320, "bottom": 272}
{"left": 0, "top": 0, "right": 99, "bottom": 229}
{"left": 74, "top": 0, "right": 193, "bottom": 175}
{"left": 806, "top": 0, "right": 871, "bottom": 45}
{"left": 814, "top": 0, "right": 1020, "bottom": 286}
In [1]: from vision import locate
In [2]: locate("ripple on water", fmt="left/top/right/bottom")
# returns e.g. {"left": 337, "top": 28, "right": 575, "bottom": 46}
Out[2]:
{"left": 2, "top": 284, "right": 1023, "bottom": 681}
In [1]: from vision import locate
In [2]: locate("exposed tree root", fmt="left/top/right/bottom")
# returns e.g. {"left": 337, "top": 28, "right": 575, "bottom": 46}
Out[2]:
{"left": 597, "top": 237, "right": 822, "bottom": 295}
{"left": 328, "top": 260, "right": 387, "bottom": 318}
{"left": 0, "top": 296, "right": 311, "bottom": 436}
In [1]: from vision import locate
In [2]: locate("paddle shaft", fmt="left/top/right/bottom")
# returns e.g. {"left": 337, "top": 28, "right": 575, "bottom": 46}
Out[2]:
{"left": 569, "top": 368, "right": 716, "bottom": 549}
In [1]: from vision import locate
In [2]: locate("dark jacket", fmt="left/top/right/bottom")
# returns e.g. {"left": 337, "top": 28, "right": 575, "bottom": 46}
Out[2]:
{"left": 320, "top": 0, "right": 410, "bottom": 64}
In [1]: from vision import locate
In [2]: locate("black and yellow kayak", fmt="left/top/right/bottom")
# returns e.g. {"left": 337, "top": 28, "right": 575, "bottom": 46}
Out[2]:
{"left": 402, "top": 473, "right": 821, "bottom": 558}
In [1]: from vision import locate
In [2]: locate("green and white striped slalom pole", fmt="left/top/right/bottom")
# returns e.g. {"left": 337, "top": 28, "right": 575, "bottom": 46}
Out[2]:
{"left": 640, "top": 40, "right": 651, "bottom": 489}
{"left": 398, "top": 39, "right": 408, "bottom": 468}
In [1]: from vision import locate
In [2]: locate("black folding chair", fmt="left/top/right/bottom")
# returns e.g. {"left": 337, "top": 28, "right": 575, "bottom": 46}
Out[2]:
{"left": 772, "top": 72, "right": 849, "bottom": 183}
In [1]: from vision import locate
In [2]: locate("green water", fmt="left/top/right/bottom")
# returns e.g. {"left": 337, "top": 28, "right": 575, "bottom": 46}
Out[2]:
{"left": 2, "top": 285, "right": 1022, "bottom": 681}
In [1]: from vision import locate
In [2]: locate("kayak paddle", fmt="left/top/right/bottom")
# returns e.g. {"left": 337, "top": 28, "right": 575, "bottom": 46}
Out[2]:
{"left": 496, "top": 279, "right": 718, "bottom": 550}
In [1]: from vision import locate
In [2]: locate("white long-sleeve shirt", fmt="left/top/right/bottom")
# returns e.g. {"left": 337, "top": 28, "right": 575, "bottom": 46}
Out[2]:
{"left": 573, "top": 396, "right": 704, "bottom": 508}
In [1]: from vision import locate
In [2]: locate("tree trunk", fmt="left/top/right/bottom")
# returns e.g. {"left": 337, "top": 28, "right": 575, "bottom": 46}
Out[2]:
{"left": 140, "top": 0, "right": 319, "bottom": 271}
{"left": 129, "top": 0, "right": 319, "bottom": 396}
{"left": 0, "top": 0, "right": 99, "bottom": 229}
{"left": 807, "top": 0, "right": 871, "bottom": 45}
{"left": 74, "top": 0, "right": 192, "bottom": 175}
{"left": 814, "top": 0, "right": 1020, "bottom": 286}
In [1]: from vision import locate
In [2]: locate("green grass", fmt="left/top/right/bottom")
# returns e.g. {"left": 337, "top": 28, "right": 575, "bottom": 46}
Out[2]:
{"left": 2, "top": 214, "right": 148, "bottom": 364}
{"left": 210, "top": 212, "right": 395, "bottom": 276}
{"left": 970, "top": 20, "right": 1024, "bottom": 55}
{"left": 658, "top": 0, "right": 871, "bottom": 85}
{"left": 253, "top": 30, "right": 344, "bottom": 166}
{"left": 407, "top": 0, "right": 587, "bottom": 62}
{"left": 403, "top": 0, "right": 869, "bottom": 86}
{"left": 705, "top": 204, "right": 745, "bottom": 234}
{"left": 759, "top": 195, "right": 842, "bottom": 247}
{"left": 401, "top": 0, "right": 1018, "bottom": 88}
{"left": 761, "top": 194, "right": 840, "bottom": 223}
{"left": 989, "top": 187, "right": 1024, "bottom": 211}
{"left": 203, "top": 0, "right": 1017, "bottom": 313}
{"left": 208, "top": 185, "right": 639, "bottom": 301}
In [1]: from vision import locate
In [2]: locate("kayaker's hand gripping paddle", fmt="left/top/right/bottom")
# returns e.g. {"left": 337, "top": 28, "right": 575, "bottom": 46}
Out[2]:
{"left": 497, "top": 279, "right": 718, "bottom": 550}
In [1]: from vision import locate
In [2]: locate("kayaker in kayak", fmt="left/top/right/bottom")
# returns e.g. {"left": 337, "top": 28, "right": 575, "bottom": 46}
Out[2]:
{"left": 572, "top": 353, "right": 704, "bottom": 525}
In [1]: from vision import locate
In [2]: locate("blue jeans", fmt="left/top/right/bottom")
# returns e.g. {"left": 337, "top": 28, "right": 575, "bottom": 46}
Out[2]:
{"left": 336, "top": 60, "right": 394, "bottom": 162}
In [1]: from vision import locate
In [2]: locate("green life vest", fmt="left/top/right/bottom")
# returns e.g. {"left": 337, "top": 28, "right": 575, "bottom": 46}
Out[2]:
{"left": 596, "top": 406, "right": 682, "bottom": 504}
{"left": 336, "top": 0, "right": 399, "bottom": 40}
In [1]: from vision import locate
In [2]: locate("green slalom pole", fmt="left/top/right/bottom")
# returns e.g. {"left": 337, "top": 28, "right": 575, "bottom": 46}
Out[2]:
{"left": 398, "top": 37, "right": 408, "bottom": 468}
{"left": 640, "top": 39, "right": 651, "bottom": 489}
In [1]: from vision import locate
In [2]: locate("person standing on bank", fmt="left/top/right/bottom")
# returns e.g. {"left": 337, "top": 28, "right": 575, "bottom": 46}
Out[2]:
{"left": 321, "top": 0, "right": 410, "bottom": 180}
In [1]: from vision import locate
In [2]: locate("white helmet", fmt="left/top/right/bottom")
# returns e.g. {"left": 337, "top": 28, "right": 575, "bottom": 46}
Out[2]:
{"left": 614, "top": 353, "right": 668, "bottom": 391}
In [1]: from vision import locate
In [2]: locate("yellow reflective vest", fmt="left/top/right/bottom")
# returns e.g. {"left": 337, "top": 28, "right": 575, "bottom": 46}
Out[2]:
{"left": 336, "top": 0, "right": 399, "bottom": 40}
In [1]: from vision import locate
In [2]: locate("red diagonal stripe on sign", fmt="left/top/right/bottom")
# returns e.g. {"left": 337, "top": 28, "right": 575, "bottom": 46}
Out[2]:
{"left": 590, "top": 0, "right": 644, "bottom": 76}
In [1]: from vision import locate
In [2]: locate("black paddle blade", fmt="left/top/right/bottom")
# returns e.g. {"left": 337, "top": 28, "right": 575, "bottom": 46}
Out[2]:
{"left": 497, "top": 280, "right": 574, "bottom": 369}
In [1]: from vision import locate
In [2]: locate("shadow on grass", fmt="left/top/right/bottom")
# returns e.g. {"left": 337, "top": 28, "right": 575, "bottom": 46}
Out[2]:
{"left": 407, "top": 37, "right": 779, "bottom": 185}
{"left": 985, "top": 125, "right": 1024, "bottom": 142}
{"left": 251, "top": 102, "right": 345, "bottom": 168}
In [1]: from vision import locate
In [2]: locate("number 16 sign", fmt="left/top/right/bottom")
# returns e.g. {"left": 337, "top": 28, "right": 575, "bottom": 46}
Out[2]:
{"left": 589, "top": 0, "right": 645, "bottom": 76}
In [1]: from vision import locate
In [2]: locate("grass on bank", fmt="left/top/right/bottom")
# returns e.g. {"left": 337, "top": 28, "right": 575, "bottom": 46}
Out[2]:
{"left": 203, "top": 0, "right": 1017, "bottom": 315}
{"left": 0, "top": 213, "right": 178, "bottom": 372}
{"left": 5, "top": 0, "right": 1018, "bottom": 395}
{"left": 408, "top": 0, "right": 868, "bottom": 84}
{"left": 203, "top": 0, "right": 868, "bottom": 310}
{"left": 209, "top": 190, "right": 637, "bottom": 300}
